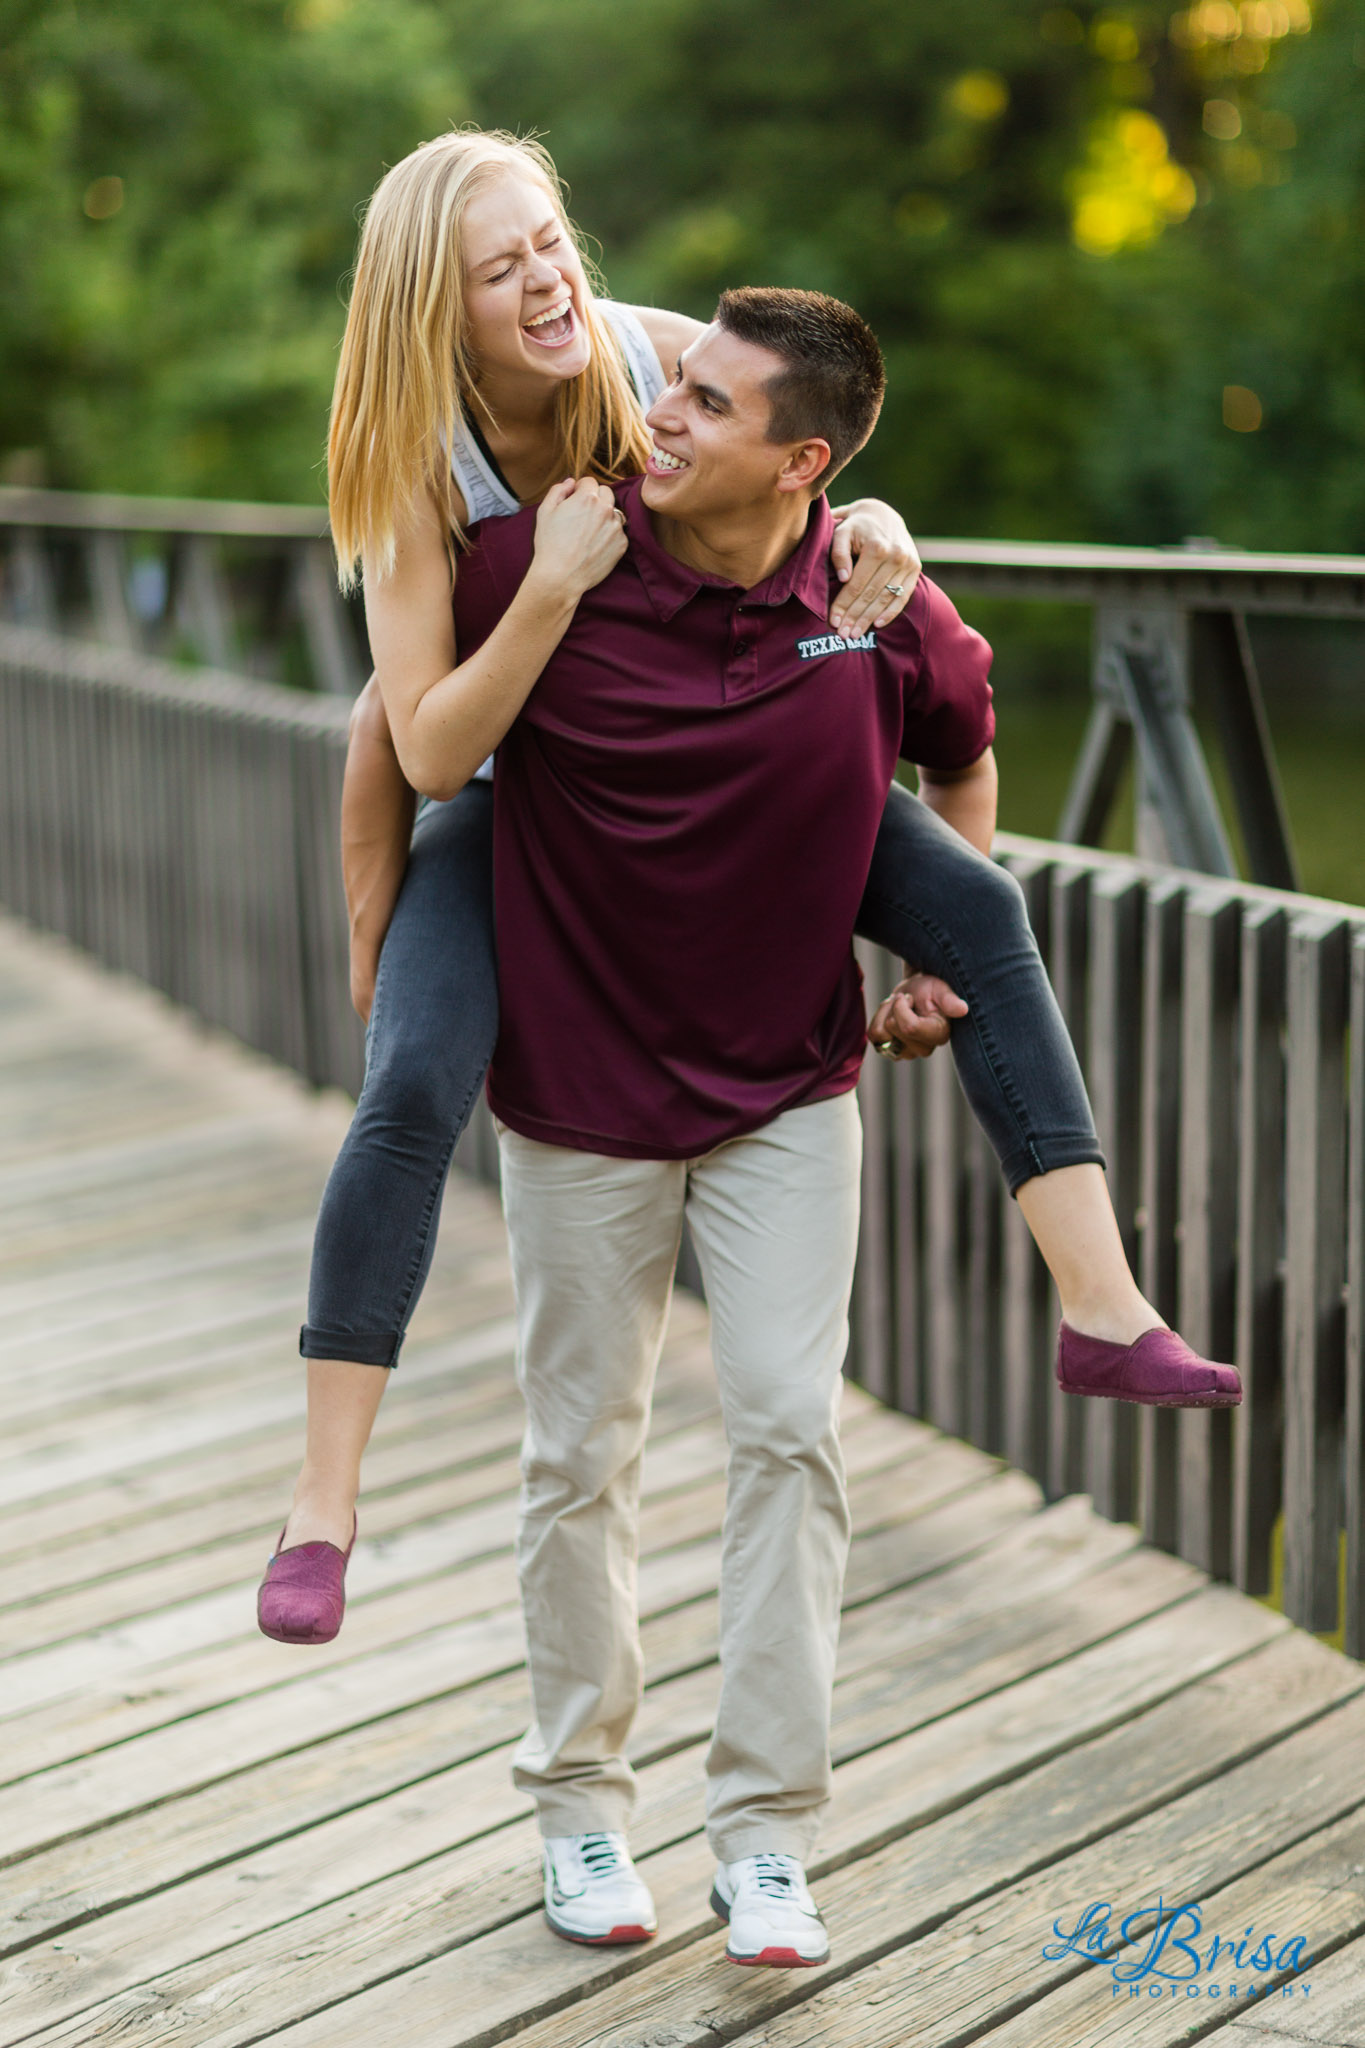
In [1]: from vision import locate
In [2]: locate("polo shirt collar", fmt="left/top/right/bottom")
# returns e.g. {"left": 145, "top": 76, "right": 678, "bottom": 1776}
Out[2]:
{"left": 622, "top": 477, "right": 834, "bottom": 622}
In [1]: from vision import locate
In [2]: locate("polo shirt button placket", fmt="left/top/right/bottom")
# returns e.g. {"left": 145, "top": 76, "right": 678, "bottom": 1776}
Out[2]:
{"left": 728, "top": 604, "right": 759, "bottom": 697}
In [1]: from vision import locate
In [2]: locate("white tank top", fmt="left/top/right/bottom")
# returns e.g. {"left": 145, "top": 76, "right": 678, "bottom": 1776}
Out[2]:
{"left": 451, "top": 300, "right": 666, "bottom": 782}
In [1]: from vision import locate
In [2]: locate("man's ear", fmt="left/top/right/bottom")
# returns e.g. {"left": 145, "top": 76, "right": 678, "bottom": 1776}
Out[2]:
{"left": 774, "top": 439, "right": 832, "bottom": 495}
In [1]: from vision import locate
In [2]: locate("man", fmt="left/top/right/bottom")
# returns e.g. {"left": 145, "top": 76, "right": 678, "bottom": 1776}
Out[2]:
{"left": 447, "top": 287, "right": 996, "bottom": 1967}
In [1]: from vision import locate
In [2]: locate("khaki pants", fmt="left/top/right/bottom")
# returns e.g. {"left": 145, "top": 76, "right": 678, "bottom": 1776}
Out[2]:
{"left": 497, "top": 1090, "right": 861, "bottom": 1863}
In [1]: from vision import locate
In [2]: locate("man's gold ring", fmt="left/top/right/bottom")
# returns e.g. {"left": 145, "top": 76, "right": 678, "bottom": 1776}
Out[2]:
{"left": 873, "top": 1038, "right": 903, "bottom": 1061}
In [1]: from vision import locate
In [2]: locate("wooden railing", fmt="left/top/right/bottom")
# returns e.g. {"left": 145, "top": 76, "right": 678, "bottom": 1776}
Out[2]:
{"left": 4, "top": 485, "right": 1365, "bottom": 886}
{"left": 2, "top": 623, "right": 1362, "bottom": 1655}
{"left": 0, "top": 486, "right": 368, "bottom": 698}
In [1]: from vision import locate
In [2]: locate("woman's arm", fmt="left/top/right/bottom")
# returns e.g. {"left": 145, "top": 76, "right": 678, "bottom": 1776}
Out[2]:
{"left": 365, "top": 478, "right": 627, "bottom": 802}
{"left": 342, "top": 677, "right": 415, "bottom": 1022}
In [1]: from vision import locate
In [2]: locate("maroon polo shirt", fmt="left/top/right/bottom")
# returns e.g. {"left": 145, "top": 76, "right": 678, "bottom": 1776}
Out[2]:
{"left": 453, "top": 476, "right": 994, "bottom": 1159}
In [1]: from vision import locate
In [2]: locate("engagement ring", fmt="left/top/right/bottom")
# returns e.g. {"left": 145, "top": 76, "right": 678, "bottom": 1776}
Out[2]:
{"left": 883, "top": 581, "right": 905, "bottom": 597}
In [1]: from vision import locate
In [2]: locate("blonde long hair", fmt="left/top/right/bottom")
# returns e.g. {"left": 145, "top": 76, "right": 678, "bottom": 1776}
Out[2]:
{"left": 327, "top": 129, "right": 652, "bottom": 590}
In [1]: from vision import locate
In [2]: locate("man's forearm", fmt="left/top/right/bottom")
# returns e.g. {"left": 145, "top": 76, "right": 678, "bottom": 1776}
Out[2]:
{"left": 915, "top": 749, "right": 998, "bottom": 858}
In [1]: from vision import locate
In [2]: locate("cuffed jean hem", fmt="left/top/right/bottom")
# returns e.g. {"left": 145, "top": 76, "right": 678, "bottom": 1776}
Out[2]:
{"left": 999, "top": 1135, "right": 1108, "bottom": 1199}
{"left": 298, "top": 1325, "right": 402, "bottom": 1368}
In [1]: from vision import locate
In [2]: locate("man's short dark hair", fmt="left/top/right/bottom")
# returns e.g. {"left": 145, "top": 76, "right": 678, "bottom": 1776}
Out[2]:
{"left": 715, "top": 286, "right": 886, "bottom": 488}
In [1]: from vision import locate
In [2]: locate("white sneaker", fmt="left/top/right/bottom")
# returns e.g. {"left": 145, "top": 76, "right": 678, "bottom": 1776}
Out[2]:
{"left": 710, "top": 1851, "right": 830, "bottom": 1966}
{"left": 542, "top": 1831, "right": 658, "bottom": 1946}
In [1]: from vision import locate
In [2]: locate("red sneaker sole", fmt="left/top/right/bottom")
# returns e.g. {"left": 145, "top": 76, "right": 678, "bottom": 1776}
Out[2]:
{"left": 727, "top": 1947, "right": 825, "bottom": 1968}
{"left": 546, "top": 1920, "right": 656, "bottom": 1946}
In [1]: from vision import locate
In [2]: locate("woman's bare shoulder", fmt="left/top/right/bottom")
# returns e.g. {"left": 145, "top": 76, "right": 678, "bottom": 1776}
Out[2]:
{"left": 618, "top": 303, "right": 707, "bottom": 379}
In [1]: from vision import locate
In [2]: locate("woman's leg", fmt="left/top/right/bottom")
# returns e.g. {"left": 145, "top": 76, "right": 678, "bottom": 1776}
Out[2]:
{"left": 284, "top": 782, "right": 498, "bottom": 1548}
{"left": 855, "top": 782, "right": 1160, "bottom": 1347}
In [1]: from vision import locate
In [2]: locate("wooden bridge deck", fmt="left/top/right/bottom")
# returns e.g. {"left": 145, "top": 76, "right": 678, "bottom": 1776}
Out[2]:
{"left": 1, "top": 912, "right": 1364, "bottom": 2048}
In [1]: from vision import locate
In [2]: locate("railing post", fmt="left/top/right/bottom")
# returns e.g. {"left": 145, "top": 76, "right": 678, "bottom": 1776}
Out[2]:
{"left": 1347, "top": 929, "right": 1365, "bottom": 1658}
{"left": 923, "top": 1020, "right": 967, "bottom": 1441}
{"left": 999, "top": 854, "right": 1054, "bottom": 1487}
{"left": 1084, "top": 868, "right": 1143, "bottom": 1522}
{"left": 1283, "top": 912, "right": 1349, "bottom": 1633}
{"left": 83, "top": 532, "right": 139, "bottom": 650}
{"left": 175, "top": 536, "right": 236, "bottom": 669}
{"left": 1138, "top": 875, "right": 1186, "bottom": 1549}
{"left": 292, "top": 540, "right": 365, "bottom": 697}
{"left": 1177, "top": 886, "right": 1242, "bottom": 1577}
{"left": 5, "top": 530, "right": 57, "bottom": 629}
{"left": 1047, "top": 864, "right": 1091, "bottom": 1500}
{"left": 1233, "top": 902, "right": 1288, "bottom": 1595}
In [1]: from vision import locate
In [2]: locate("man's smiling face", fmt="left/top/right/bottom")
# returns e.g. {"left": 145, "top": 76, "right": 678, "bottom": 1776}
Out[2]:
{"left": 641, "top": 324, "right": 830, "bottom": 523}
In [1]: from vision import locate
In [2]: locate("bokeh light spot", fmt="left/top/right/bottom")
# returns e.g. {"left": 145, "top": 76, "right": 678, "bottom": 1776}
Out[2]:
{"left": 1069, "top": 111, "right": 1196, "bottom": 254}
{"left": 83, "top": 177, "right": 123, "bottom": 220}
{"left": 1223, "top": 384, "right": 1264, "bottom": 431}
{"left": 1093, "top": 17, "right": 1141, "bottom": 61}
{"left": 1203, "top": 99, "right": 1243, "bottom": 138}
{"left": 949, "top": 70, "right": 1010, "bottom": 121}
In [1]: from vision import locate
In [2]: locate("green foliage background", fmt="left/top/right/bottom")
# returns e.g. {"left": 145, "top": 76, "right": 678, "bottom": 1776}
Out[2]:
{"left": 5, "top": 0, "right": 1364, "bottom": 547}
{"left": 3, "top": 0, "right": 1362, "bottom": 893}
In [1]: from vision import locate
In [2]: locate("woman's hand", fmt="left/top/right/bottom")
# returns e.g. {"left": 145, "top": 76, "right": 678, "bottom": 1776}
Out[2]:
{"left": 828, "top": 500, "right": 922, "bottom": 640}
{"left": 867, "top": 972, "right": 968, "bottom": 1061}
{"left": 525, "top": 477, "right": 628, "bottom": 605}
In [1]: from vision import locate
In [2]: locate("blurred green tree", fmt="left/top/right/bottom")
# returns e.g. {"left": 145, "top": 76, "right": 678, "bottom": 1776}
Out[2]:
{"left": 0, "top": 0, "right": 469, "bottom": 500}
{"left": 2, "top": 0, "right": 1362, "bottom": 558}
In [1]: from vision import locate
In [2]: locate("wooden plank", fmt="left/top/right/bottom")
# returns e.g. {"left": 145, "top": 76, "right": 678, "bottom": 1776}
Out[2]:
{"left": 1138, "top": 874, "right": 1184, "bottom": 1549}
{"left": 0, "top": 1367, "right": 864, "bottom": 1616}
{"left": 828, "top": 1543, "right": 1202, "bottom": 1764}
{"left": 635, "top": 1657, "right": 1365, "bottom": 2048}
{"left": 496, "top": 1672, "right": 1365, "bottom": 2048}
{"left": 1, "top": 1502, "right": 1132, "bottom": 1958}
{"left": 16, "top": 1589, "right": 1308, "bottom": 2048}
{"left": 999, "top": 855, "right": 1054, "bottom": 1488}
{"left": 1225, "top": 1930, "right": 1365, "bottom": 2042}
{"left": 1177, "top": 885, "right": 1242, "bottom": 1578}
{"left": 1046, "top": 864, "right": 1090, "bottom": 1500}
{"left": 1348, "top": 929, "right": 1365, "bottom": 1658}
{"left": 1234, "top": 902, "right": 1288, "bottom": 1596}
{"left": 119, "top": 1600, "right": 1318, "bottom": 2048}
{"left": 932, "top": 1805, "right": 1365, "bottom": 2044}
{"left": 1283, "top": 913, "right": 1350, "bottom": 1633}
{"left": 1084, "top": 869, "right": 1142, "bottom": 1521}
{"left": 0, "top": 1543, "right": 1198, "bottom": 2032}
{"left": 0, "top": 1457, "right": 1017, "bottom": 1823}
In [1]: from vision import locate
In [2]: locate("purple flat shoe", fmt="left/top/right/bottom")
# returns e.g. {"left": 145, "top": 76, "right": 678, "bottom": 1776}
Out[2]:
{"left": 257, "top": 1514, "right": 357, "bottom": 1645}
{"left": 1056, "top": 1323, "right": 1242, "bottom": 1410}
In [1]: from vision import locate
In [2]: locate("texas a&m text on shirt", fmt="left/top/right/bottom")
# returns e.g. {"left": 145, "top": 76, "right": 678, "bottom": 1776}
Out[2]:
{"left": 452, "top": 477, "right": 995, "bottom": 1159}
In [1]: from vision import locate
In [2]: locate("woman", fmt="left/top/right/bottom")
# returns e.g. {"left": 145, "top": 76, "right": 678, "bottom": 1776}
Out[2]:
{"left": 258, "top": 127, "right": 1238, "bottom": 1648}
